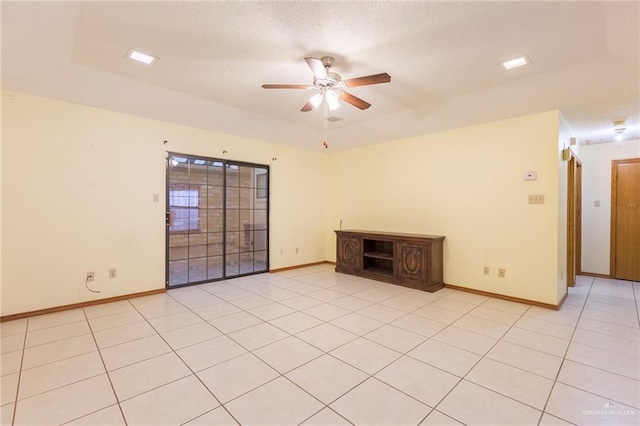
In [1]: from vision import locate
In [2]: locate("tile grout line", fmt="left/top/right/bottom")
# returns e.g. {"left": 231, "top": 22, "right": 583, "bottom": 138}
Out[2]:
{"left": 564, "top": 280, "right": 640, "bottom": 376}
{"left": 425, "top": 298, "right": 538, "bottom": 422}
{"left": 101, "top": 296, "right": 232, "bottom": 421}
{"left": 565, "top": 332, "right": 640, "bottom": 358}
{"left": 493, "top": 327, "right": 570, "bottom": 357}
{"left": 13, "top": 269, "right": 635, "bottom": 425}
{"left": 191, "top": 276, "right": 367, "bottom": 419}
{"left": 549, "top": 282, "right": 640, "bottom": 410}
{"left": 537, "top": 275, "right": 595, "bottom": 425}
{"left": 178, "top": 274, "right": 549, "bottom": 424}
{"left": 172, "top": 272, "right": 352, "bottom": 424}
{"left": 9, "top": 270, "right": 321, "bottom": 424}
{"left": 13, "top": 337, "right": 105, "bottom": 373}
{"left": 10, "top": 319, "right": 29, "bottom": 426}
{"left": 632, "top": 280, "right": 640, "bottom": 329}
{"left": 346, "top": 294, "right": 537, "bottom": 420}
{"left": 76, "top": 305, "right": 128, "bottom": 425}
{"left": 18, "top": 327, "right": 92, "bottom": 351}
{"left": 125, "top": 295, "right": 242, "bottom": 426}
{"left": 165, "top": 276, "right": 360, "bottom": 423}
{"left": 554, "top": 382, "right": 640, "bottom": 412}
{"left": 295, "top": 406, "right": 354, "bottom": 426}
{"left": 171, "top": 272, "right": 436, "bottom": 423}
{"left": 8, "top": 345, "right": 107, "bottom": 417}
{"left": 299, "top": 275, "right": 639, "bottom": 423}
{"left": 352, "top": 298, "right": 533, "bottom": 415}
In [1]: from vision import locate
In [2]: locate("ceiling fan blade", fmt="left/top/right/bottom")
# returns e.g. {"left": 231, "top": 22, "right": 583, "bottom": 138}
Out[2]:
{"left": 300, "top": 101, "right": 316, "bottom": 112}
{"left": 344, "top": 72, "right": 391, "bottom": 88}
{"left": 262, "top": 84, "right": 308, "bottom": 89}
{"left": 305, "top": 57, "right": 328, "bottom": 80}
{"left": 340, "top": 92, "right": 371, "bottom": 110}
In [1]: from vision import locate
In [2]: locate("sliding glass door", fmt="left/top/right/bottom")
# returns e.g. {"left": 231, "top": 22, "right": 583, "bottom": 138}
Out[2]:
{"left": 166, "top": 153, "right": 269, "bottom": 288}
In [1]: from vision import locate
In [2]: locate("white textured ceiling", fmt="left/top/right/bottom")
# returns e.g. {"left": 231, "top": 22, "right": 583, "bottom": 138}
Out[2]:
{"left": 2, "top": 1, "right": 639, "bottom": 150}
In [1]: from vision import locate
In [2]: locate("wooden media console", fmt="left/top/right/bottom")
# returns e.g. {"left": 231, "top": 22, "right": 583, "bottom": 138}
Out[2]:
{"left": 335, "top": 230, "right": 445, "bottom": 293}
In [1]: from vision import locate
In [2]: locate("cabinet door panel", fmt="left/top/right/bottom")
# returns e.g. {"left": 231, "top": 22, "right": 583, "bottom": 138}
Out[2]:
{"left": 396, "top": 242, "right": 428, "bottom": 281}
{"left": 337, "top": 236, "right": 361, "bottom": 270}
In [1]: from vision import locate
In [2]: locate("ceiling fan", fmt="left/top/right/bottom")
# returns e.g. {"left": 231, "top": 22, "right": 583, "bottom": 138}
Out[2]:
{"left": 262, "top": 56, "right": 391, "bottom": 112}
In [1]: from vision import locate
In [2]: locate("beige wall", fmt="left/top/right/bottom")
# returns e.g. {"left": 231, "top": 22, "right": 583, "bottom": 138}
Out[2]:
{"left": 1, "top": 91, "right": 327, "bottom": 316}
{"left": 1, "top": 91, "right": 571, "bottom": 315}
{"left": 580, "top": 138, "right": 640, "bottom": 275}
{"left": 325, "top": 111, "right": 565, "bottom": 305}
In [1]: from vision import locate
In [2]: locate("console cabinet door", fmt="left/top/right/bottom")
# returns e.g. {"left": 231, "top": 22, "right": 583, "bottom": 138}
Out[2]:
{"left": 337, "top": 235, "right": 362, "bottom": 270}
{"left": 396, "top": 242, "right": 428, "bottom": 282}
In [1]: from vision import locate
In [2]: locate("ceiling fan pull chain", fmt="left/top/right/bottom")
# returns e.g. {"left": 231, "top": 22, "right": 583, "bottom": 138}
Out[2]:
{"left": 323, "top": 89, "right": 329, "bottom": 149}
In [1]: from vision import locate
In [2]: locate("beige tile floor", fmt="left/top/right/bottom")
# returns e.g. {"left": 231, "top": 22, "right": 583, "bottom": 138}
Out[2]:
{"left": 1, "top": 265, "right": 639, "bottom": 425}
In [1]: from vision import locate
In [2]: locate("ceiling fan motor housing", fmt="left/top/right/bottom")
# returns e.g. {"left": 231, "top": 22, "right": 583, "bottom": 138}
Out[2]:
{"left": 314, "top": 72, "right": 343, "bottom": 89}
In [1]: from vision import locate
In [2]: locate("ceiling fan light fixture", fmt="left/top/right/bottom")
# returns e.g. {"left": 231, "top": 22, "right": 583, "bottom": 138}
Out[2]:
{"left": 309, "top": 93, "right": 323, "bottom": 108}
{"left": 501, "top": 55, "right": 530, "bottom": 70}
{"left": 127, "top": 48, "right": 158, "bottom": 65}
{"left": 326, "top": 90, "right": 340, "bottom": 111}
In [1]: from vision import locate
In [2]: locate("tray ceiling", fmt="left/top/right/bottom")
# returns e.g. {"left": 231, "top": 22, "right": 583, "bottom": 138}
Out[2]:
{"left": 2, "top": 1, "right": 638, "bottom": 150}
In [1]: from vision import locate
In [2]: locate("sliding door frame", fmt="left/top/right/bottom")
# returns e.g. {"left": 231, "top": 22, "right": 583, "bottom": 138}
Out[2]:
{"left": 165, "top": 151, "right": 270, "bottom": 289}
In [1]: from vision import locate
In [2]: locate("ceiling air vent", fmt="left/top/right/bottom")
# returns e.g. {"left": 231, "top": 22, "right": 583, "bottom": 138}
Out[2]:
{"left": 327, "top": 116, "right": 343, "bottom": 122}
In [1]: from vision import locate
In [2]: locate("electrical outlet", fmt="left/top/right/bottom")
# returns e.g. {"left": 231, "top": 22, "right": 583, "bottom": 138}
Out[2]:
{"left": 296, "top": 248, "right": 299, "bottom": 254}
{"left": 498, "top": 268, "right": 506, "bottom": 278}
{"left": 280, "top": 248, "right": 283, "bottom": 254}
{"left": 86, "top": 271, "right": 95, "bottom": 282}
{"left": 109, "top": 268, "right": 117, "bottom": 279}
{"left": 483, "top": 266, "right": 490, "bottom": 276}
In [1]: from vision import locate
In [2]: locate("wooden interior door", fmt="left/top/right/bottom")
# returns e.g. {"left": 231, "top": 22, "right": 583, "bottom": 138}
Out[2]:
{"left": 576, "top": 160, "right": 582, "bottom": 275}
{"left": 611, "top": 158, "right": 640, "bottom": 281}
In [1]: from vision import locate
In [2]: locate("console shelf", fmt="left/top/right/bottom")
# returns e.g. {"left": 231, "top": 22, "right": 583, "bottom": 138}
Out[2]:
{"left": 363, "top": 251, "right": 394, "bottom": 260}
{"left": 335, "top": 230, "right": 445, "bottom": 293}
{"left": 363, "top": 266, "right": 394, "bottom": 276}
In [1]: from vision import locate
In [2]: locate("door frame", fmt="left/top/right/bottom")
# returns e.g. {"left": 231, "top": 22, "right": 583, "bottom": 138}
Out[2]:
{"left": 567, "top": 153, "right": 582, "bottom": 287}
{"left": 165, "top": 152, "right": 270, "bottom": 289}
{"left": 610, "top": 157, "right": 640, "bottom": 279}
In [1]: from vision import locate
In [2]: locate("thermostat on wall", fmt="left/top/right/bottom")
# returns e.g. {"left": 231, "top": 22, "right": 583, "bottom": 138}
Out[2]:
{"left": 524, "top": 171, "right": 537, "bottom": 180}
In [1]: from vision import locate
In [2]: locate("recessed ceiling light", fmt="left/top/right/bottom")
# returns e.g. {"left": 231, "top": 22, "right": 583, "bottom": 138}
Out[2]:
{"left": 501, "top": 55, "right": 530, "bottom": 70}
{"left": 126, "top": 48, "right": 158, "bottom": 65}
